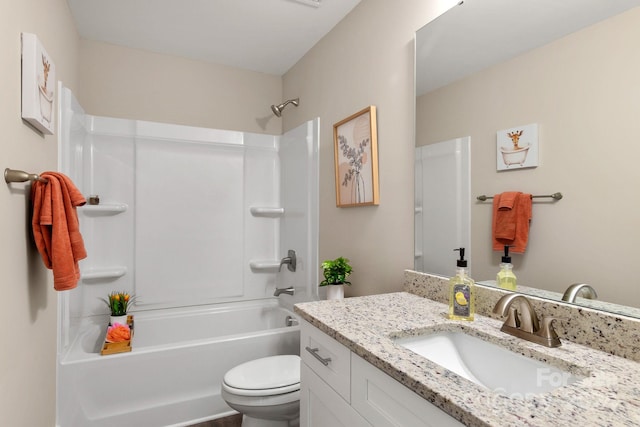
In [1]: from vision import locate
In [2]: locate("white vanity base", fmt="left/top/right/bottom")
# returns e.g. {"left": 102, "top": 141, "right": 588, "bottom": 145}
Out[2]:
{"left": 300, "top": 319, "right": 463, "bottom": 427}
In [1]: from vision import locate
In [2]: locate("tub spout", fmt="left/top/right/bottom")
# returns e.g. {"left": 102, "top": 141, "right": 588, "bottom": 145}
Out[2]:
{"left": 274, "top": 286, "right": 295, "bottom": 297}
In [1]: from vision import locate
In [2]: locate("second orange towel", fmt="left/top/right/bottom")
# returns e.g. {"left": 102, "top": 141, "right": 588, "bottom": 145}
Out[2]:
{"left": 492, "top": 192, "right": 532, "bottom": 253}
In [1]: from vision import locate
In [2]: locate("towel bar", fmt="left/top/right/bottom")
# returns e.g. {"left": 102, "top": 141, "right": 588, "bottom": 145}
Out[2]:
{"left": 476, "top": 192, "right": 562, "bottom": 201}
{"left": 4, "top": 168, "right": 47, "bottom": 183}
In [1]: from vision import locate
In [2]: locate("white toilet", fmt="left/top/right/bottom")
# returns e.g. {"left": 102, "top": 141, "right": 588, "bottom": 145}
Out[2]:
{"left": 221, "top": 354, "right": 301, "bottom": 427}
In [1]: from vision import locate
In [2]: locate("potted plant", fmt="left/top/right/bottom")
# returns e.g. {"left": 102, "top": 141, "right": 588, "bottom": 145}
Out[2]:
{"left": 102, "top": 291, "right": 136, "bottom": 325}
{"left": 320, "top": 257, "right": 352, "bottom": 300}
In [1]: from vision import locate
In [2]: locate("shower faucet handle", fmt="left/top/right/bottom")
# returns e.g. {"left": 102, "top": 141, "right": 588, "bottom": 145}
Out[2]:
{"left": 278, "top": 250, "right": 297, "bottom": 272}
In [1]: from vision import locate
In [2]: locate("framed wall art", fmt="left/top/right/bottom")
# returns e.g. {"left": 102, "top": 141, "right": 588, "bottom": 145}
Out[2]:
{"left": 21, "top": 33, "right": 55, "bottom": 135}
{"left": 333, "top": 106, "right": 379, "bottom": 207}
{"left": 496, "top": 123, "right": 538, "bottom": 171}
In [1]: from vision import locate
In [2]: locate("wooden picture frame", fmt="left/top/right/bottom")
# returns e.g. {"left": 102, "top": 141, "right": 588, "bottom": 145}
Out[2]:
{"left": 21, "top": 33, "right": 56, "bottom": 135}
{"left": 333, "top": 106, "right": 379, "bottom": 207}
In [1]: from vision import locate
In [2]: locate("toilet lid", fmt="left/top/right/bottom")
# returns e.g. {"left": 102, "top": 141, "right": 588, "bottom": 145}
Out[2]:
{"left": 224, "top": 355, "right": 300, "bottom": 390}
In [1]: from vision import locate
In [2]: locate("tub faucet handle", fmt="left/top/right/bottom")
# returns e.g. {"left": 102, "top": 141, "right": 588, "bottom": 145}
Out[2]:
{"left": 279, "top": 250, "right": 297, "bottom": 272}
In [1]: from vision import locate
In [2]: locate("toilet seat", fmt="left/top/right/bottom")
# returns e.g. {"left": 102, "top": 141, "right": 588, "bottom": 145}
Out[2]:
{"left": 222, "top": 382, "right": 300, "bottom": 397}
{"left": 222, "top": 355, "right": 300, "bottom": 397}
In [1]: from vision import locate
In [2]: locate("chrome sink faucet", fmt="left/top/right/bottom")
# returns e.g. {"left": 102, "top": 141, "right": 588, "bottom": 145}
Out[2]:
{"left": 562, "top": 283, "right": 598, "bottom": 303}
{"left": 493, "top": 293, "right": 561, "bottom": 348}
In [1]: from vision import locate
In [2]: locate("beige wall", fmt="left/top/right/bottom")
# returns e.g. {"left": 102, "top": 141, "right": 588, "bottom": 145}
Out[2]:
{"left": 78, "top": 40, "right": 283, "bottom": 134}
{"left": 0, "top": 1, "right": 457, "bottom": 423}
{"left": 76, "top": 0, "right": 456, "bottom": 299}
{"left": 282, "top": 0, "right": 456, "bottom": 296}
{"left": 76, "top": 1, "right": 460, "bottom": 300}
{"left": 417, "top": 8, "right": 640, "bottom": 306}
{"left": 0, "top": 1, "right": 79, "bottom": 425}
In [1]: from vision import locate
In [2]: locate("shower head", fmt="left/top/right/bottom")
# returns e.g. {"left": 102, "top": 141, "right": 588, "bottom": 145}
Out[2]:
{"left": 271, "top": 98, "right": 299, "bottom": 117}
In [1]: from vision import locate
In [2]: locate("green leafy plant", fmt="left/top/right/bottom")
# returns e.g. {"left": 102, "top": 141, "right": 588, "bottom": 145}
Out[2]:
{"left": 101, "top": 291, "right": 136, "bottom": 316}
{"left": 320, "top": 257, "right": 352, "bottom": 287}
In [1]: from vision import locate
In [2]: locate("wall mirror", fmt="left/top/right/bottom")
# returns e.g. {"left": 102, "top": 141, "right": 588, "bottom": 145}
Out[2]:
{"left": 415, "top": 0, "right": 640, "bottom": 317}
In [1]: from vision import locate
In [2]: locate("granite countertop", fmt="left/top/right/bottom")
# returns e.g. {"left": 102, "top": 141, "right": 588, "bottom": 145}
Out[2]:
{"left": 294, "top": 292, "right": 640, "bottom": 427}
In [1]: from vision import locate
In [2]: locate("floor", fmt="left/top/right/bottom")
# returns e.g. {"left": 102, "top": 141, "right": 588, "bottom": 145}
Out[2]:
{"left": 188, "top": 413, "right": 242, "bottom": 427}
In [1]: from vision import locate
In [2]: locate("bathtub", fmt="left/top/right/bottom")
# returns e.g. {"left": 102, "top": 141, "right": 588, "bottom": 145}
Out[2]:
{"left": 57, "top": 299, "right": 300, "bottom": 427}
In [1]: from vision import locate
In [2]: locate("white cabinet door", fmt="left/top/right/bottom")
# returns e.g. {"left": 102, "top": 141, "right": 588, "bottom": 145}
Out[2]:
{"left": 301, "top": 362, "right": 371, "bottom": 427}
{"left": 351, "top": 354, "right": 465, "bottom": 427}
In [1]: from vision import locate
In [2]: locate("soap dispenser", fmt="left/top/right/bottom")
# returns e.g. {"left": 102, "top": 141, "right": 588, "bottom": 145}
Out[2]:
{"left": 497, "top": 245, "right": 517, "bottom": 291}
{"left": 448, "top": 248, "right": 475, "bottom": 321}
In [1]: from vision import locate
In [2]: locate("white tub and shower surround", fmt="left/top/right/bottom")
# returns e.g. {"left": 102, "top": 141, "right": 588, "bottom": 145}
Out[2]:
{"left": 277, "top": 119, "right": 319, "bottom": 307}
{"left": 57, "top": 87, "right": 318, "bottom": 327}
{"left": 56, "top": 87, "right": 319, "bottom": 426}
{"left": 59, "top": 300, "right": 300, "bottom": 427}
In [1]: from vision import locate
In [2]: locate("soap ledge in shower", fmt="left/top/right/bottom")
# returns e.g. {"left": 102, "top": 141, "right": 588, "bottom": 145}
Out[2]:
{"left": 82, "top": 267, "right": 127, "bottom": 281}
{"left": 79, "top": 203, "right": 128, "bottom": 215}
{"left": 249, "top": 261, "right": 281, "bottom": 272}
{"left": 249, "top": 207, "right": 284, "bottom": 217}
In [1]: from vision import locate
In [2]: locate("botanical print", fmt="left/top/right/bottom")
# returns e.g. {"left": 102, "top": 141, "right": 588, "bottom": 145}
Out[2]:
{"left": 333, "top": 106, "right": 379, "bottom": 207}
{"left": 497, "top": 123, "right": 538, "bottom": 171}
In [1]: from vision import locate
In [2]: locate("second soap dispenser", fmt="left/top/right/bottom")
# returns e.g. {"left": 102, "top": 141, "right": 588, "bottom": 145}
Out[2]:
{"left": 497, "top": 245, "right": 517, "bottom": 290}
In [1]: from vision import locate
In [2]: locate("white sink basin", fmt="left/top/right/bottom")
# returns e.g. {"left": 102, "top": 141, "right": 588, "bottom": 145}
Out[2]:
{"left": 395, "top": 330, "right": 583, "bottom": 396}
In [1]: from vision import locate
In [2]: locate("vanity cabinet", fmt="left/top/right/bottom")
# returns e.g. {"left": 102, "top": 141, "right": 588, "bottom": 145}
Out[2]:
{"left": 351, "top": 354, "right": 464, "bottom": 427}
{"left": 300, "top": 363, "right": 371, "bottom": 426}
{"left": 300, "top": 320, "right": 464, "bottom": 427}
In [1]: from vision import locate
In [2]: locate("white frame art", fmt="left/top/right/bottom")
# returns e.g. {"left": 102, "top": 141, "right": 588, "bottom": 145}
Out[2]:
{"left": 21, "top": 33, "right": 55, "bottom": 135}
{"left": 496, "top": 123, "right": 538, "bottom": 171}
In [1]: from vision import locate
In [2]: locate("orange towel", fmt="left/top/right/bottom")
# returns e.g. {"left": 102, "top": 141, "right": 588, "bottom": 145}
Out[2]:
{"left": 31, "top": 172, "right": 87, "bottom": 290}
{"left": 494, "top": 192, "right": 520, "bottom": 240}
{"left": 492, "top": 192, "right": 532, "bottom": 254}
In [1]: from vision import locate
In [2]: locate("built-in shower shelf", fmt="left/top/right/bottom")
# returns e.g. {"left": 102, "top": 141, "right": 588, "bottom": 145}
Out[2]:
{"left": 249, "top": 207, "right": 284, "bottom": 217}
{"left": 82, "top": 267, "right": 127, "bottom": 281}
{"left": 414, "top": 252, "right": 423, "bottom": 259}
{"left": 414, "top": 206, "right": 422, "bottom": 214}
{"left": 249, "top": 260, "right": 281, "bottom": 271}
{"left": 79, "top": 203, "right": 128, "bottom": 215}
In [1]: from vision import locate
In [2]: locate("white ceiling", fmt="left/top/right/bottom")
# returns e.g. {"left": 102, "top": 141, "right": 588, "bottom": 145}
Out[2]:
{"left": 417, "top": 0, "right": 640, "bottom": 96}
{"left": 67, "top": 0, "right": 361, "bottom": 76}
